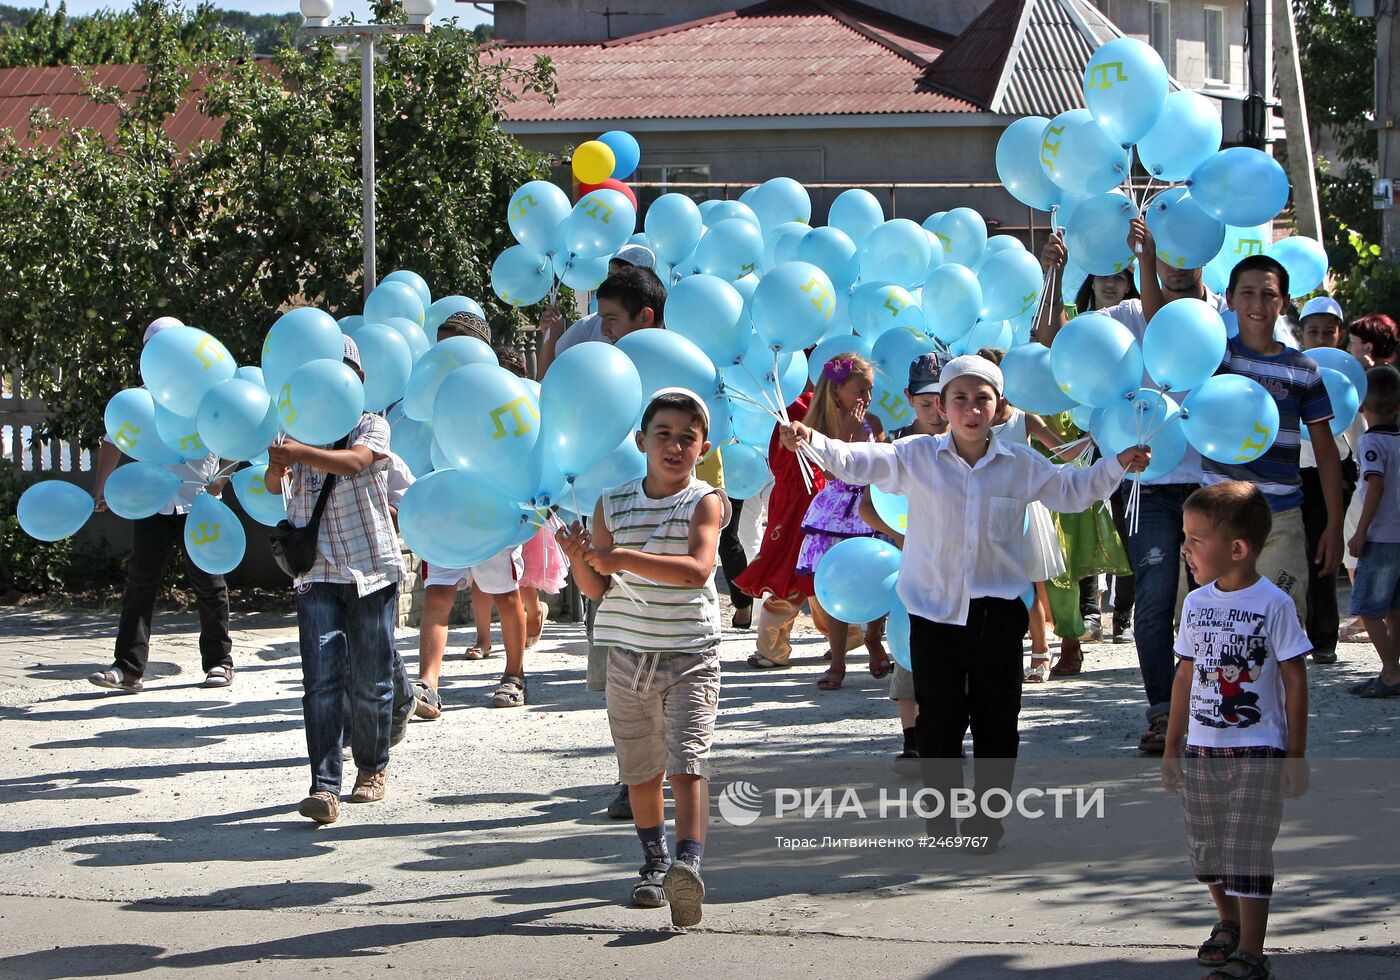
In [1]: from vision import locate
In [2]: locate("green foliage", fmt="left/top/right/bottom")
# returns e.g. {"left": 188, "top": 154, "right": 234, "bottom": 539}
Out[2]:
{"left": 0, "top": 0, "right": 555, "bottom": 445}
{"left": 1331, "top": 226, "right": 1400, "bottom": 321}
{"left": 0, "top": 462, "right": 72, "bottom": 592}
{"left": 0, "top": 1, "right": 250, "bottom": 68}
{"left": 210, "top": 9, "right": 305, "bottom": 53}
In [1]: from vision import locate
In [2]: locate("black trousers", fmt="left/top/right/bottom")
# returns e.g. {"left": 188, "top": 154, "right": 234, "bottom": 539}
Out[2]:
{"left": 717, "top": 497, "right": 752, "bottom": 611}
{"left": 114, "top": 513, "right": 233, "bottom": 680}
{"left": 911, "top": 597, "right": 1029, "bottom": 838}
{"left": 1300, "top": 463, "right": 1356, "bottom": 652}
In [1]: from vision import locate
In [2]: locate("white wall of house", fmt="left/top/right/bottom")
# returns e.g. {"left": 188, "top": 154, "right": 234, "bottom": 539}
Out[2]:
{"left": 1089, "top": 0, "right": 1248, "bottom": 96}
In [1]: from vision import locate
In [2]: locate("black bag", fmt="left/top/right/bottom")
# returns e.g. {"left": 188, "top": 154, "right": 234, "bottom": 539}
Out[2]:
{"left": 268, "top": 445, "right": 345, "bottom": 578}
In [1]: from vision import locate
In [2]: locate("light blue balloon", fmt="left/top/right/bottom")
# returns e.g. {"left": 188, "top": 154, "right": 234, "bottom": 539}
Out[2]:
{"left": 430, "top": 434, "right": 452, "bottom": 472}
{"left": 762, "top": 221, "right": 809, "bottom": 274}
{"left": 17, "top": 480, "right": 93, "bottom": 541}
{"left": 1142, "top": 298, "right": 1227, "bottom": 391}
{"left": 337, "top": 315, "right": 364, "bottom": 337}
{"left": 104, "top": 388, "right": 182, "bottom": 464}
{"left": 230, "top": 464, "right": 287, "bottom": 527}
{"left": 1266, "top": 236, "right": 1329, "bottom": 296}
{"left": 1303, "top": 367, "right": 1359, "bottom": 440}
{"left": 1211, "top": 223, "right": 1274, "bottom": 276}
{"left": 666, "top": 274, "right": 748, "bottom": 366}
{"left": 508, "top": 180, "right": 572, "bottom": 255}
{"left": 798, "top": 226, "right": 859, "bottom": 290}
{"left": 184, "top": 492, "right": 245, "bottom": 575}
{"left": 888, "top": 593, "right": 912, "bottom": 671}
{"left": 871, "top": 485, "right": 908, "bottom": 535}
{"left": 752, "top": 262, "right": 837, "bottom": 353}
{"left": 850, "top": 282, "right": 925, "bottom": 339}
{"left": 932, "top": 208, "right": 987, "bottom": 268}
{"left": 695, "top": 217, "right": 764, "bottom": 280}
{"left": 1000, "top": 343, "right": 1077, "bottom": 415}
{"left": 196, "top": 378, "right": 278, "bottom": 462}
{"left": 814, "top": 536, "right": 901, "bottom": 623}
{"left": 860, "top": 219, "right": 933, "bottom": 289}
{"left": 1069, "top": 403, "right": 1097, "bottom": 430}
{"left": 729, "top": 398, "right": 776, "bottom": 447}
{"left": 598, "top": 130, "right": 641, "bottom": 180}
{"left": 154, "top": 404, "right": 208, "bottom": 461}
{"left": 1097, "top": 388, "right": 1180, "bottom": 454}
{"left": 1307, "top": 347, "right": 1367, "bottom": 404}
{"left": 1064, "top": 192, "right": 1136, "bottom": 276}
{"left": 1134, "top": 418, "right": 1188, "bottom": 481}
{"left": 566, "top": 434, "right": 648, "bottom": 517}
{"left": 540, "top": 342, "right": 643, "bottom": 478}
{"left": 381, "top": 270, "right": 431, "bottom": 310}
{"left": 365, "top": 280, "right": 424, "bottom": 327}
{"left": 867, "top": 371, "right": 916, "bottom": 431}
{"left": 234, "top": 365, "right": 266, "bottom": 389}
{"left": 996, "top": 115, "right": 1064, "bottom": 211}
{"left": 962, "top": 317, "right": 1014, "bottom": 354}
{"left": 559, "top": 189, "right": 637, "bottom": 260}
{"left": 748, "top": 176, "right": 812, "bottom": 232}
{"left": 387, "top": 404, "right": 436, "bottom": 477}
{"left": 261, "top": 307, "right": 341, "bottom": 396}
{"left": 1137, "top": 90, "right": 1223, "bottom": 181}
{"left": 873, "top": 328, "right": 937, "bottom": 385}
{"left": 1083, "top": 37, "right": 1169, "bottom": 146}
{"left": 101, "top": 462, "right": 180, "bottom": 520}
{"left": 617, "top": 328, "right": 719, "bottom": 403}
{"left": 703, "top": 199, "right": 760, "bottom": 229}
{"left": 977, "top": 248, "right": 1044, "bottom": 320}
{"left": 705, "top": 394, "right": 732, "bottom": 447}
{"left": 140, "top": 325, "right": 236, "bottom": 416}
{"left": 277, "top": 359, "right": 365, "bottom": 446}
{"left": 1202, "top": 261, "right": 1229, "bottom": 296}
{"left": 828, "top": 188, "right": 885, "bottom": 248}
{"left": 721, "top": 443, "right": 770, "bottom": 500}
{"left": 552, "top": 251, "right": 611, "bottom": 291}
{"left": 1144, "top": 187, "right": 1226, "bottom": 270}
{"left": 921, "top": 264, "right": 983, "bottom": 344}
{"left": 433, "top": 363, "right": 543, "bottom": 502}
{"left": 403, "top": 335, "right": 498, "bottom": 421}
{"left": 380, "top": 316, "right": 430, "bottom": 362}
{"left": 922, "top": 229, "right": 946, "bottom": 282}
{"left": 1189, "top": 148, "right": 1290, "bottom": 227}
{"left": 426, "top": 295, "right": 484, "bottom": 334}
{"left": 351, "top": 322, "right": 413, "bottom": 413}
{"left": 644, "top": 193, "right": 704, "bottom": 265}
{"left": 398, "top": 469, "right": 523, "bottom": 568}
{"left": 1181, "top": 375, "right": 1280, "bottom": 463}
{"left": 726, "top": 329, "right": 806, "bottom": 407}
{"left": 807, "top": 333, "right": 875, "bottom": 384}
{"left": 1038, "top": 108, "right": 1132, "bottom": 196}
{"left": 491, "top": 244, "right": 553, "bottom": 307}
{"left": 1050, "top": 312, "right": 1143, "bottom": 407}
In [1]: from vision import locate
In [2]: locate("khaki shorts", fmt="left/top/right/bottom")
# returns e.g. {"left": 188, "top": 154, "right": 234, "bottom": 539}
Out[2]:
{"left": 606, "top": 646, "right": 720, "bottom": 784}
{"left": 1256, "top": 507, "right": 1308, "bottom": 624}
{"left": 888, "top": 661, "right": 916, "bottom": 701}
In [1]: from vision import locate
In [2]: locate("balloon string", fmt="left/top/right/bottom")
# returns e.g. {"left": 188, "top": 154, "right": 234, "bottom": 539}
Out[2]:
{"left": 771, "top": 348, "right": 818, "bottom": 494}
{"left": 567, "top": 476, "right": 649, "bottom": 610}
{"left": 737, "top": 362, "right": 783, "bottom": 417}
{"left": 1139, "top": 408, "right": 1182, "bottom": 446}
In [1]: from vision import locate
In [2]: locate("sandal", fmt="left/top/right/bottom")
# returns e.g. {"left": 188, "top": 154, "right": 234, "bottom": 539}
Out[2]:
{"left": 1138, "top": 714, "right": 1171, "bottom": 754}
{"left": 1205, "top": 950, "right": 1272, "bottom": 979}
{"left": 412, "top": 680, "right": 442, "bottom": 720}
{"left": 201, "top": 665, "right": 234, "bottom": 689}
{"left": 746, "top": 653, "right": 790, "bottom": 670}
{"left": 1050, "top": 640, "right": 1083, "bottom": 676}
{"left": 1355, "top": 675, "right": 1400, "bottom": 698}
{"left": 1340, "top": 619, "right": 1370, "bottom": 643}
{"left": 88, "top": 667, "right": 142, "bottom": 693}
{"left": 1196, "top": 919, "right": 1240, "bottom": 966}
{"left": 463, "top": 644, "right": 493, "bottom": 661}
{"left": 732, "top": 606, "right": 753, "bottom": 629}
{"left": 868, "top": 650, "right": 893, "bottom": 679}
{"left": 816, "top": 667, "right": 845, "bottom": 691}
{"left": 1024, "top": 656, "right": 1049, "bottom": 683}
{"left": 525, "top": 599, "right": 547, "bottom": 649}
{"left": 490, "top": 674, "right": 527, "bottom": 708}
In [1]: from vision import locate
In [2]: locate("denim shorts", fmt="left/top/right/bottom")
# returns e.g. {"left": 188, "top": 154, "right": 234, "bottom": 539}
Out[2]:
{"left": 1350, "top": 541, "right": 1400, "bottom": 619}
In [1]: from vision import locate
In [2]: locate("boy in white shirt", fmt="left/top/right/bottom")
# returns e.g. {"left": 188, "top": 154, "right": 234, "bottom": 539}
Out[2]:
{"left": 1162, "top": 481, "right": 1310, "bottom": 980}
{"left": 780, "top": 355, "right": 1148, "bottom": 848}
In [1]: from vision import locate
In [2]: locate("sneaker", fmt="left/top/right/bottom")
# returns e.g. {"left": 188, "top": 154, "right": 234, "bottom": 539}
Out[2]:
{"left": 413, "top": 680, "right": 442, "bottom": 720}
{"left": 298, "top": 790, "right": 339, "bottom": 824}
{"left": 201, "top": 666, "right": 233, "bottom": 688}
{"left": 663, "top": 861, "right": 705, "bottom": 928}
{"left": 349, "top": 768, "right": 387, "bottom": 804}
{"left": 1111, "top": 619, "right": 1133, "bottom": 644}
{"left": 1310, "top": 649, "right": 1338, "bottom": 665}
{"left": 88, "top": 666, "right": 142, "bottom": 693}
{"left": 1081, "top": 615, "right": 1103, "bottom": 642}
{"left": 607, "top": 783, "right": 633, "bottom": 820}
{"left": 631, "top": 862, "right": 670, "bottom": 908}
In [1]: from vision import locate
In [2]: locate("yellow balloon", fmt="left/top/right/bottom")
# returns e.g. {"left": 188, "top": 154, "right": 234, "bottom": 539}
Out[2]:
{"left": 572, "top": 140, "right": 616, "bottom": 185}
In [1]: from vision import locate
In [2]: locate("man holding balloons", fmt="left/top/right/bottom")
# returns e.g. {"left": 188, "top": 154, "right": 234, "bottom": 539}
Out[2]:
{"left": 535, "top": 246, "right": 658, "bottom": 378}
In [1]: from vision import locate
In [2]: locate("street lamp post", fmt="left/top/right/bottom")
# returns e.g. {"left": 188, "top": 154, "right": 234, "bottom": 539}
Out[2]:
{"left": 299, "top": 0, "right": 436, "bottom": 299}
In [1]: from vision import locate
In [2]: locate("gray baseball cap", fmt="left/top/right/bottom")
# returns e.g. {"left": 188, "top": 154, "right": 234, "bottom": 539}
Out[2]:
{"left": 907, "top": 351, "right": 955, "bottom": 396}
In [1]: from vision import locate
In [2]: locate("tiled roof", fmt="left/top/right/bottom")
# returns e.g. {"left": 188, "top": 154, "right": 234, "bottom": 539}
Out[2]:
{"left": 496, "top": 0, "right": 978, "bottom": 122}
{"left": 0, "top": 63, "right": 233, "bottom": 153}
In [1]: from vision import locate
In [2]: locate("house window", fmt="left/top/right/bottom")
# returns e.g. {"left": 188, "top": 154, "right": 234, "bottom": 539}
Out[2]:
{"left": 1204, "top": 6, "right": 1227, "bottom": 82}
{"left": 634, "top": 163, "right": 711, "bottom": 208}
{"left": 1091, "top": 0, "right": 1111, "bottom": 15}
{"left": 1148, "top": 0, "right": 1173, "bottom": 72}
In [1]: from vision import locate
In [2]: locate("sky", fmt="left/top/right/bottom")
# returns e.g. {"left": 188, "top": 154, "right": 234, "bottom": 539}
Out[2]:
{"left": 48, "top": 0, "right": 492, "bottom": 27}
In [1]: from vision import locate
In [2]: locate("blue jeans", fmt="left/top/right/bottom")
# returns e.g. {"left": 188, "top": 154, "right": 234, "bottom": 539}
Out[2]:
{"left": 1126, "top": 484, "right": 1198, "bottom": 722}
{"left": 296, "top": 581, "right": 399, "bottom": 794}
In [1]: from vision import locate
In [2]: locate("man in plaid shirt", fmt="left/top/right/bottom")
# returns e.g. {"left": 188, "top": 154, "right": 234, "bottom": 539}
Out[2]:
{"left": 266, "top": 336, "right": 405, "bottom": 825}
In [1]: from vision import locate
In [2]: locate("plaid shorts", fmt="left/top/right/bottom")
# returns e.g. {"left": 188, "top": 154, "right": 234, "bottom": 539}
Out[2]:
{"left": 1182, "top": 744, "right": 1286, "bottom": 899}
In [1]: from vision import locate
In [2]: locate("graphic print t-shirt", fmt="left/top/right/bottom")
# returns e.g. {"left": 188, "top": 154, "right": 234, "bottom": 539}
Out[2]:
{"left": 1173, "top": 577, "right": 1310, "bottom": 750}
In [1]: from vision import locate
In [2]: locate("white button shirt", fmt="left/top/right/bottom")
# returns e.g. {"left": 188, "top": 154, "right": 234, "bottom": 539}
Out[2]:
{"left": 805, "top": 430, "right": 1127, "bottom": 626}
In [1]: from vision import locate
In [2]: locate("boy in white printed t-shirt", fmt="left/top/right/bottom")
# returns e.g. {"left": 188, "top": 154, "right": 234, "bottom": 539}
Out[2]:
{"left": 1346, "top": 364, "right": 1400, "bottom": 698}
{"left": 1162, "top": 481, "right": 1310, "bottom": 980}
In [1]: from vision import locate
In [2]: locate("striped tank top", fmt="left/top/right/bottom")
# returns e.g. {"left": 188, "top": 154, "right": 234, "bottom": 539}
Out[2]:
{"left": 593, "top": 477, "right": 728, "bottom": 654}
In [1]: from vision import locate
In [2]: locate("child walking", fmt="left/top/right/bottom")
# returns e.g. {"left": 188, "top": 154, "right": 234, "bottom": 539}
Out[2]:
{"left": 1162, "top": 481, "right": 1310, "bottom": 980}
{"left": 1346, "top": 364, "right": 1400, "bottom": 697}
{"left": 557, "top": 388, "right": 728, "bottom": 928}
{"left": 781, "top": 355, "right": 1148, "bottom": 848}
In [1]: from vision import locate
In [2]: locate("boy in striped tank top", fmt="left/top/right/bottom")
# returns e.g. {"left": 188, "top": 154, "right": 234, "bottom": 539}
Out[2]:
{"left": 557, "top": 388, "right": 729, "bottom": 928}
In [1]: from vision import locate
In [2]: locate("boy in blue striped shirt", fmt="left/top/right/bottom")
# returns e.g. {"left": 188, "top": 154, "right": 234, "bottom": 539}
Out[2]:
{"left": 1203, "top": 255, "right": 1344, "bottom": 624}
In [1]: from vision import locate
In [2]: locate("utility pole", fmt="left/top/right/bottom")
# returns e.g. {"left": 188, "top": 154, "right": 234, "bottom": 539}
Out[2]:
{"left": 1378, "top": 0, "right": 1399, "bottom": 264}
{"left": 1273, "top": 0, "right": 1322, "bottom": 239}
